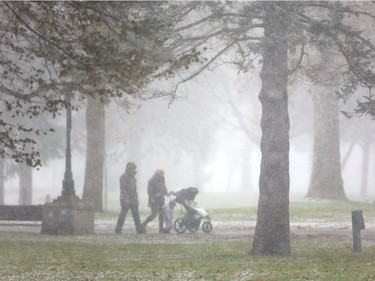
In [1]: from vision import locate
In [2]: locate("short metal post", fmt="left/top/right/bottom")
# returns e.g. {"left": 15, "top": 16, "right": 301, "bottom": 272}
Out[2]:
{"left": 352, "top": 210, "right": 365, "bottom": 253}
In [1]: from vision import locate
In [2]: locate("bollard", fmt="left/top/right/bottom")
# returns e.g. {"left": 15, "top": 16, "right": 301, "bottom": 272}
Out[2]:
{"left": 352, "top": 210, "right": 365, "bottom": 253}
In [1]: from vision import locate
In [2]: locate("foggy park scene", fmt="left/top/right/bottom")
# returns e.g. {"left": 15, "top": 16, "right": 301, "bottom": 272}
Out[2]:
{"left": 1, "top": 1, "right": 375, "bottom": 280}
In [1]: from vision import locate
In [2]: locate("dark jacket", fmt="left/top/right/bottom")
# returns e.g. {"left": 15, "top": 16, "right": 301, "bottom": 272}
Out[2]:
{"left": 147, "top": 172, "right": 167, "bottom": 206}
{"left": 120, "top": 170, "right": 138, "bottom": 206}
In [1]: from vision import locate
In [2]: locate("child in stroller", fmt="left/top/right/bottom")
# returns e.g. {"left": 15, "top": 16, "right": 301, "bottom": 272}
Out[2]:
{"left": 170, "top": 187, "right": 213, "bottom": 234}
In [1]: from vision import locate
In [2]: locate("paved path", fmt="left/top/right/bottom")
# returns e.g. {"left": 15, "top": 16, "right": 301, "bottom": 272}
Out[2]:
{"left": 1, "top": 219, "right": 375, "bottom": 245}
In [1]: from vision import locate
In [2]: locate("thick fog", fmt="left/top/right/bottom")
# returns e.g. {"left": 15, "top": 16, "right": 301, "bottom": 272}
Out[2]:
{"left": 3, "top": 64, "right": 374, "bottom": 209}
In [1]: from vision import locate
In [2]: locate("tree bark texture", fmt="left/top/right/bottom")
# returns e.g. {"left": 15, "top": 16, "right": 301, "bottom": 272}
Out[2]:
{"left": 0, "top": 160, "right": 4, "bottom": 205}
{"left": 250, "top": 3, "right": 291, "bottom": 256}
{"left": 307, "top": 87, "right": 346, "bottom": 200}
{"left": 82, "top": 96, "right": 105, "bottom": 212}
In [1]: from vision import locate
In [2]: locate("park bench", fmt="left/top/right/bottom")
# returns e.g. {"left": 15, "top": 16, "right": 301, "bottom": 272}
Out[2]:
{"left": 0, "top": 205, "right": 43, "bottom": 221}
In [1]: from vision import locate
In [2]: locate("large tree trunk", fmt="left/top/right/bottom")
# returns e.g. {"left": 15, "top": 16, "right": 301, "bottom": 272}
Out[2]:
{"left": 18, "top": 164, "right": 32, "bottom": 205}
{"left": 82, "top": 96, "right": 105, "bottom": 212}
{"left": 0, "top": 160, "right": 4, "bottom": 205}
{"left": 307, "top": 87, "right": 346, "bottom": 200}
{"left": 250, "top": 3, "right": 290, "bottom": 256}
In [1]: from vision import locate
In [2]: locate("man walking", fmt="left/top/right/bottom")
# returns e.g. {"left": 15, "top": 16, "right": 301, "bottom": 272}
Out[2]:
{"left": 115, "top": 162, "right": 143, "bottom": 234}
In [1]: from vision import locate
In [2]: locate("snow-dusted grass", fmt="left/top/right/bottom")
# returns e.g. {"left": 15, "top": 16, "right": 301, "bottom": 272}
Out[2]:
{"left": 1, "top": 200, "right": 375, "bottom": 280}
{"left": 290, "top": 199, "right": 375, "bottom": 222}
{"left": 1, "top": 233, "right": 375, "bottom": 281}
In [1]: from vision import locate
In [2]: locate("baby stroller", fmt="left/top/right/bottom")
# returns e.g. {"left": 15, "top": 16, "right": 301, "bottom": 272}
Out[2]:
{"left": 171, "top": 187, "right": 213, "bottom": 234}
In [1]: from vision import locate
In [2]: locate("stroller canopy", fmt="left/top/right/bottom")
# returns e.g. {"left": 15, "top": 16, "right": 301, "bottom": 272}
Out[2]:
{"left": 174, "top": 187, "right": 199, "bottom": 204}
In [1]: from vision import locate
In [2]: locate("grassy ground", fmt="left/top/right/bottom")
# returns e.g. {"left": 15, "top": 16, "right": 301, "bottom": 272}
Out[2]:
{"left": 1, "top": 200, "right": 375, "bottom": 281}
{"left": 99, "top": 198, "right": 375, "bottom": 222}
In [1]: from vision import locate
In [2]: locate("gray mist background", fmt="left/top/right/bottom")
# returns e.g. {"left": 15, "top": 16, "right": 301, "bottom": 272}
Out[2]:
{"left": 2, "top": 64, "right": 371, "bottom": 210}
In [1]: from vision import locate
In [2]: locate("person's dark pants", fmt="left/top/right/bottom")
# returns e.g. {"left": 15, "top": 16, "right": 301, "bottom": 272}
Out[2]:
{"left": 142, "top": 198, "right": 164, "bottom": 233}
{"left": 115, "top": 201, "right": 141, "bottom": 234}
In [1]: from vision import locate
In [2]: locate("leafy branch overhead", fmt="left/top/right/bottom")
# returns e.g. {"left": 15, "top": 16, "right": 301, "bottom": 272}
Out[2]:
{"left": 0, "top": 2, "right": 202, "bottom": 166}
{"left": 162, "top": 2, "right": 375, "bottom": 116}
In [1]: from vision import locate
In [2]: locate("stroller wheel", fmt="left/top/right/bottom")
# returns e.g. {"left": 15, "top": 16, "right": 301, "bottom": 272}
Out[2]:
{"left": 202, "top": 221, "right": 213, "bottom": 233}
{"left": 174, "top": 218, "right": 187, "bottom": 234}
{"left": 187, "top": 220, "right": 200, "bottom": 233}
